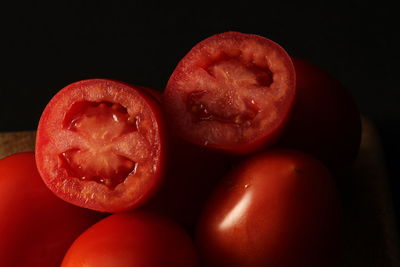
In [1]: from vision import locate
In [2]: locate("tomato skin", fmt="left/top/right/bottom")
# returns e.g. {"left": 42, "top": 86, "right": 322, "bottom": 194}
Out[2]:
{"left": 137, "top": 85, "right": 162, "bottom": 102}
{"left": 145, "top": 137, "right": 235, "bottom": 234}
{"left": 196, "top": 149, "right": 341, "bottom": 267}
{"left": 163, "top": 32, "right": 296, "bottom": 155}
{"left": 61, "top": 211, "right": 199, "bottom": 267}
{"left": 146, "top": 85, "right": 236, "bottom": 233}
{"left": 0, "top": 152, "right": 104, "bottom": 267}
{"left": 35, "top": 79, "right": 166, "bottom": 212}
{"left": 279, "top": 58, "right": 361, "bottom": 173}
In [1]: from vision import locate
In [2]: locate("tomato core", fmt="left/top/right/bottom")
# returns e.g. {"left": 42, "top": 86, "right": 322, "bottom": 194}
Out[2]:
{"left": 186, "top": 56, "right": 272, "bottom": 126}
{"left": 60, "top": 101, "right": 139, "bottom": 188}
{"left": 203, "top": 54, "right": 273, "bottom": 87}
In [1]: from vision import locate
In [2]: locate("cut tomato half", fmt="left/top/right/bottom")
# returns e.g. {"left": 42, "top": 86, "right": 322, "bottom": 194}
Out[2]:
{"left": 36, "top": 79, "right": 165, "bottom": 212}
{"left": 163, "top": 32, "right": 296, "bottom": 154}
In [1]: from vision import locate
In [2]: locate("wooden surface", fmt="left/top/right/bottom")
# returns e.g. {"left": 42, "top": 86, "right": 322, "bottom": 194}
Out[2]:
{"left": 0, "top": 118, "right": 398, "bottom": 266}
{"left": 0, "top": 131, "right": 36, "bottom": 159}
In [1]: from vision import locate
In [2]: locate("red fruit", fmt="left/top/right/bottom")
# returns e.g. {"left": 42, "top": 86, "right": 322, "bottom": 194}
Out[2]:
{"left": 137, "top": 86, "right": 162, "bottom": 103}
{"left": 0, "top": 152, "right": 104, "bottom": 267}
{"left": 61, "top": 211, "right": 200, "bottom": 267}
{"left": 196, "top": 149, "right": 341, "bottom": 267}
{"left": 145, "top": 137, "right": 235, "bottom": 233}
{"left": 35, "top": 79, "right": 166, "bottom": 212}
{"left": 163, "top": 31, "right": 296, "bottom": 154}
{"left": 279, "top": 58, "right": 361, "bottom": 173}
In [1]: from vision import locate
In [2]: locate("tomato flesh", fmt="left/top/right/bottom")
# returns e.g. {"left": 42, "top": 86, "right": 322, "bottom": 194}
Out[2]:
{"left": 163, "top": 32, "right": 295, "bottom": 154}
{"left": 36, "top": 79, "right": 165, "bottom": 212}
{"left": 60, "top": 101, "right": 139, "bottom": 189}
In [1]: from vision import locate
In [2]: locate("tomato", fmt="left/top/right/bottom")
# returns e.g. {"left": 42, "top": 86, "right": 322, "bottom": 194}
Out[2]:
{"left": 0, "top": 152, "right": 103, "bottom": 267}
{"left": 61, "top": 211, "right": 199, "bottom": 267}
{"left": 196, "top": 149, "right": 341, "bottom": 267}
{"left": 279, "top": 58, "right": 361, "bottom": 173}
{"left": 137, "top": 85, "right": 162, "bottom": 102}
{"left": 35, "top": 79, "right": 166, "bottom": 212}
{"left": 163, "top": 31, "right": 296, "bottom": 154}
{"left": 145, "top": 137, "right": 235, "bottom": 233}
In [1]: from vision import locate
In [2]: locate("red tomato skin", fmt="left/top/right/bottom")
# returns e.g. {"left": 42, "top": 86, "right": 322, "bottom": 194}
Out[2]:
{"left": 163, "top": 32, "right": 296, "bottom": 155}
{"left": 146, "top": 86, "right": 236, "bottom": 233}
{"left": 0, "top": 152, "right": 104, "bottom": 267}
{"left": 196, "top": 149, "right": 341, "bottom": 267}
{"left": 279, "top": 58, "right": 361, "bottom": 173}
{"left": 145, "top": 137, "right": 236, "bottom": 234}
{"left": 35, "top": 79, "right": 166, "bottom": 212}
{"left": 61, "top": 211, "right": 200, "bottom": 267}
{"left": 137, "top": 85, "right": 162, "bottom": 102}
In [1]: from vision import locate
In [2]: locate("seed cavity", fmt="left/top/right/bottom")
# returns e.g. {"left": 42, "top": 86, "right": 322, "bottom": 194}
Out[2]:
{"left": 187, "top": 91, "right": 260, "bottom": 125}
{"left": 60, "top": 149, "right": 138, "bottom": 189}
{"left": 60, "top": 101, "right": 141, "bottom": 189}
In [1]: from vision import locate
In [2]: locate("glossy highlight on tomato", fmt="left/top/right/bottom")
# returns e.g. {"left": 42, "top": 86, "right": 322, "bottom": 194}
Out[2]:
{"left": 0, "top": 153, "right": 103, "bottom": 267}
{"left": 61, "top": 211, "right": 199, "bottom": 267}
{"left": 35, "top": 79, "right": 165, "bottom": 212}
{"left": 196, "top": 149, "right": 341, "bottom": 267}
{"left": 163, "top": 31, "right": 296, "bottom": 154}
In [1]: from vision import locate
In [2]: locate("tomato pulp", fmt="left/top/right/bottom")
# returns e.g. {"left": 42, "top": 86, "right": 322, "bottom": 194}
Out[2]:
{"left": 0, "top": 153, "right": 103, "bottom": 267}
{"left": 196, "top": 149, "right": 341, "bottom": 267}
{"left": 36, "top": 79, "right": 165, "bottom": 212}
{"left": 61, "top": 211, "right": 199, "bottom": 267}
{"left": 163, "top": 32, "right": 296, "bottom": 154}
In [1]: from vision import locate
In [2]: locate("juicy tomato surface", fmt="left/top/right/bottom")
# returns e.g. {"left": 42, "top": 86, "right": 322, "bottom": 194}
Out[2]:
{"left": 61, "top": 211, "right": 199, "bottom": 267}
{"left": 35, "top": 79, "right": 166, "bottom": 212}
{"left": 279, "top": 58, "right": 361, "bottom": 173}
{"left": 0, "top": 152, "right": 103, "bottom": 267}
{"left": 196, "top": 149, "right": 341, "bottom": 267}
{"left": 163, "top": 31, "right": 296, "bottom": 154}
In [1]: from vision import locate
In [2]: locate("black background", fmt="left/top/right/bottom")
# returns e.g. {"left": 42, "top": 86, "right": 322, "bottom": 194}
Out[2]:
{"left": 1, "top": 2, "right": 398, "bottom": 220}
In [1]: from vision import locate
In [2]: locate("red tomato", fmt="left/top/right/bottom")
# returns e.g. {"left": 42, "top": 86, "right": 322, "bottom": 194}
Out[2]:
{"left": 61, "top": 211, "right": 200, "bottom": 267}
{"left": 279, "top": 58, "right": 361, "bottom": 173}
{"left": 35, "top": 79, "right": 166, "bottom": 212}
{"left": 146, "top": 85, "right": 235, "bottom": 232}
{"left": 0, "top": 152, "right": 103, "bottom": 267}
{"left": 196, "top": 149, "right": 341, "bottom": 267}
{"left": 163, "top": 31, "right": 296, "bottom": 154}
{"left": 145, "top": 137, "right": 236, "bottom": 233}
{"left": 137, "top": 85, "right": 162, "bottom": 102}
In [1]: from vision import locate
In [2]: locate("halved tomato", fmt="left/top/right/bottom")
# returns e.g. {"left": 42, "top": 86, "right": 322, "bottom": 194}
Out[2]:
{"left": 35, "top": 79, "right": 166, "bottom": 212}
{"left": 163, "top": 31, "right": 296, "bottom": 154}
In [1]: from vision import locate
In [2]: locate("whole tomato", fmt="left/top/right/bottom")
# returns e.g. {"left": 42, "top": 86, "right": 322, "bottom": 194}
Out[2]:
{"left": 0, "top": 152, "right": 104, "bottom": 267}
{"left": 279, "top": 58, "right": 361, "bottom": 173}
{"left": 145, "top": 137, "right": 235, "bottom": 234}
{"left": 61, "top": 211, "right": 199, "bottom": 267}
{"left": 196, "top": 149, "right": 341, "bottom": 267}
